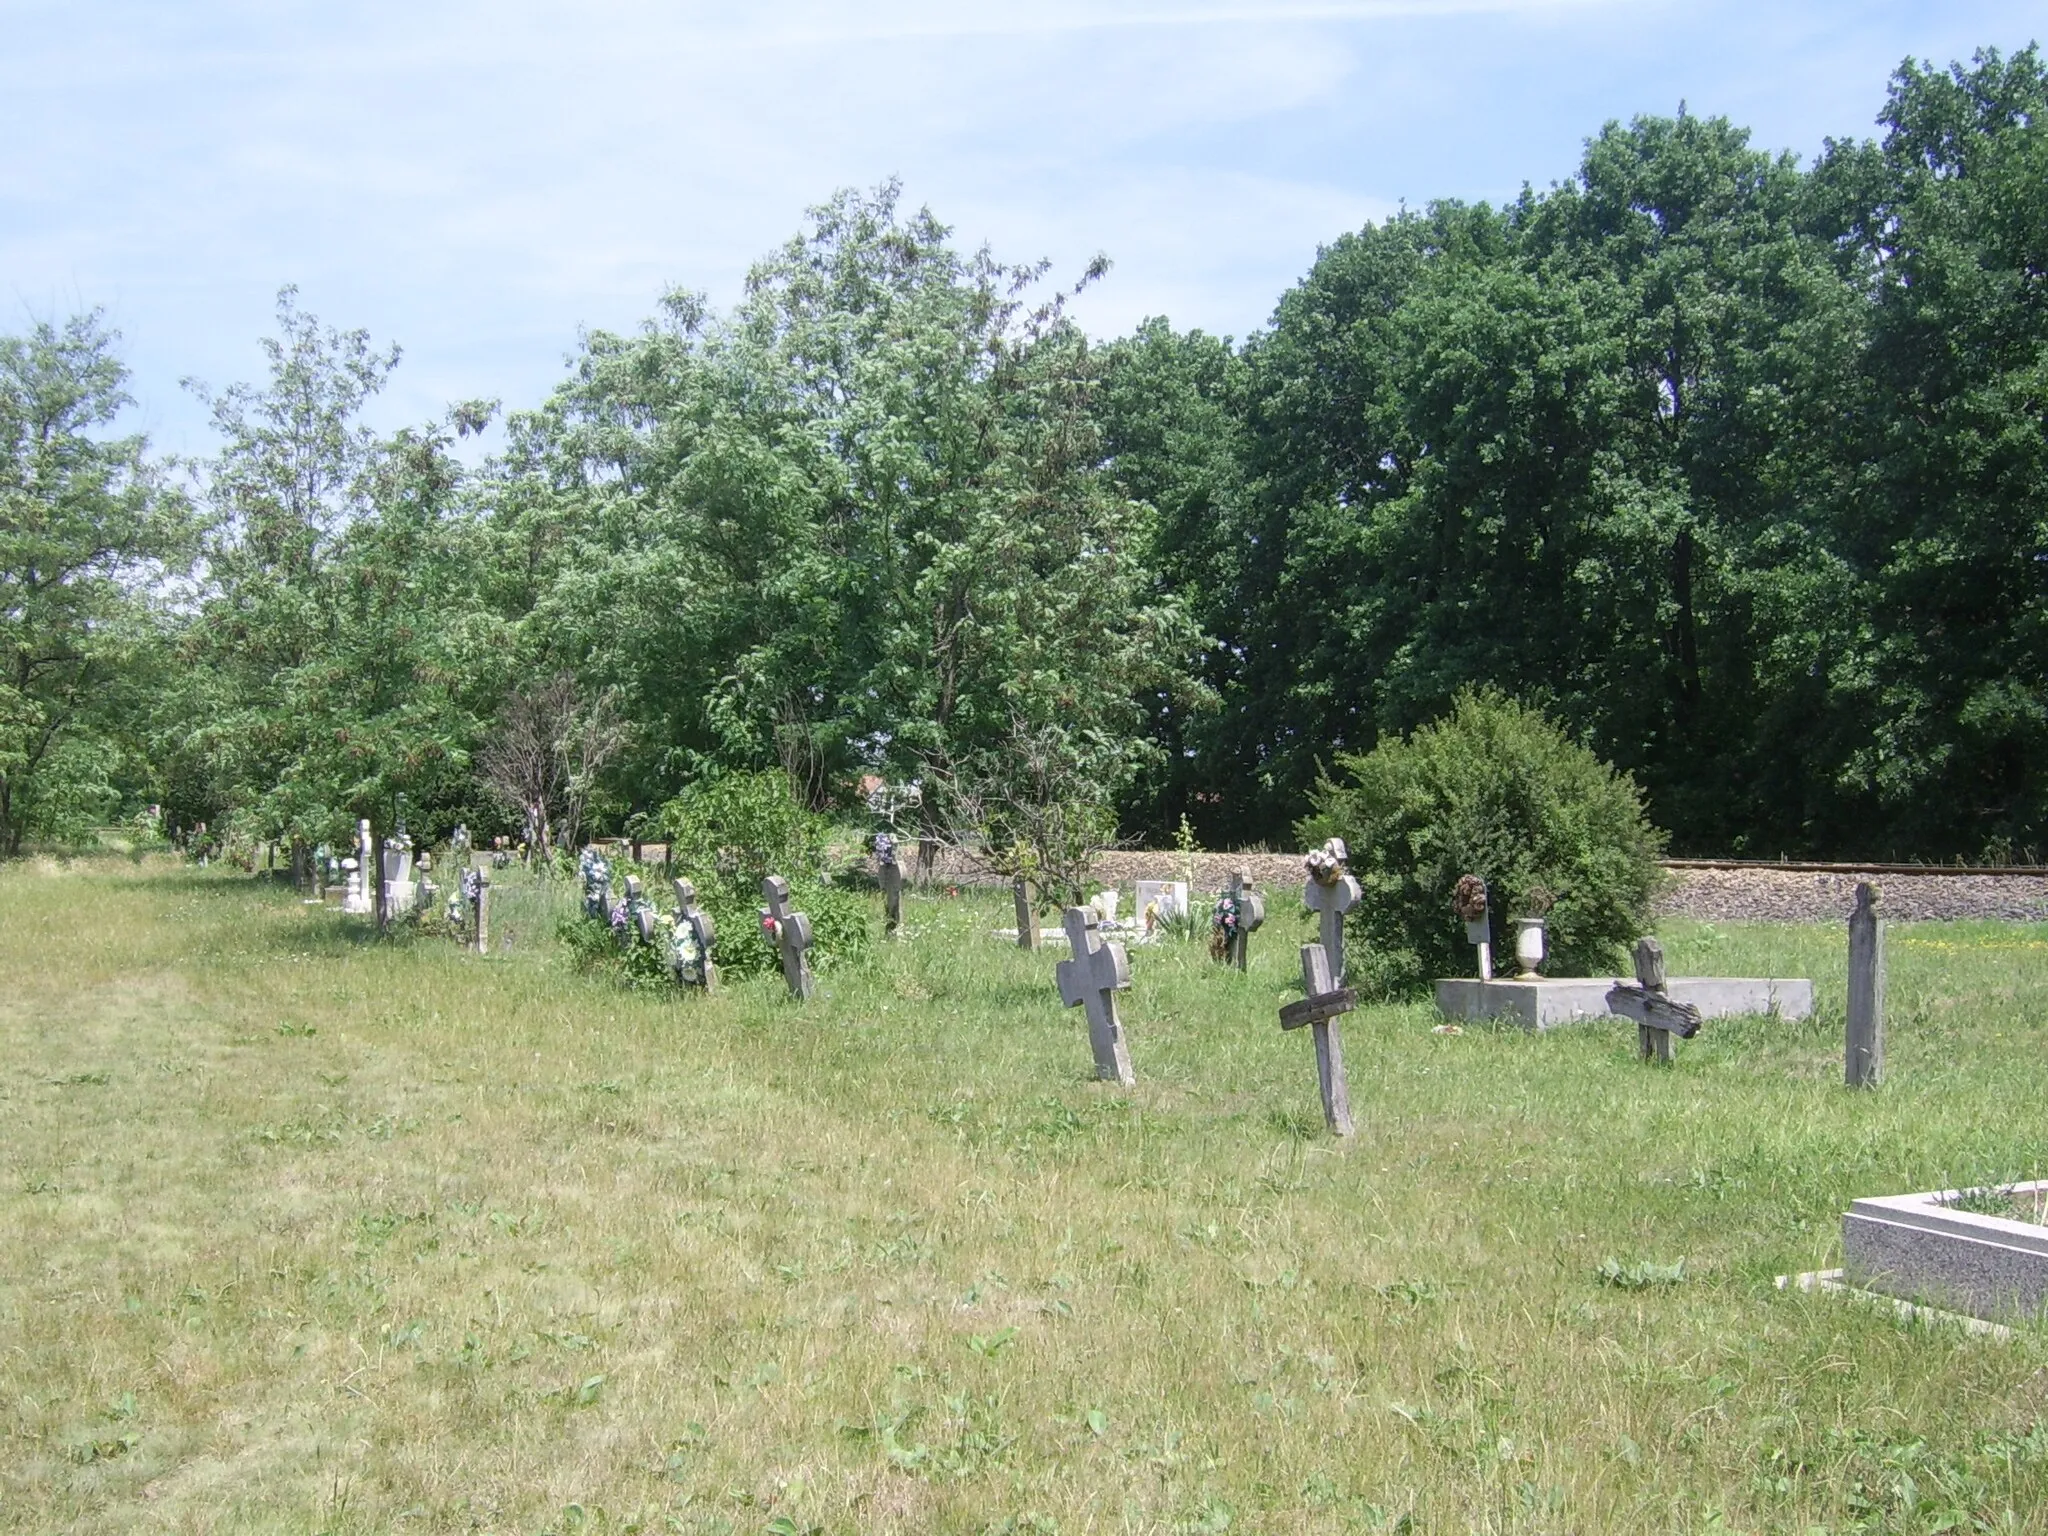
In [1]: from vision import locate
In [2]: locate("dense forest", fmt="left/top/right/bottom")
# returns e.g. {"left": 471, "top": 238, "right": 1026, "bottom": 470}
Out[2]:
{"left": 4, "top": 47, "right": 2044, "bottom": 862}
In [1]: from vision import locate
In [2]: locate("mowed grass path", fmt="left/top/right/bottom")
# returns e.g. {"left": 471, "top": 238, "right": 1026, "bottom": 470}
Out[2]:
{"left": 6, "top": 860, "right": 2048, "bottom": 1534}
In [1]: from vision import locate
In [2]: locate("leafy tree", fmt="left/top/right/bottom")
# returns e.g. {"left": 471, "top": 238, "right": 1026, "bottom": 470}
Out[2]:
{"left": 1300, "top": 690, "right": 1666, "bottom": 996}
{"left": 0, "top": 313, "right": 190, "bottom": 854}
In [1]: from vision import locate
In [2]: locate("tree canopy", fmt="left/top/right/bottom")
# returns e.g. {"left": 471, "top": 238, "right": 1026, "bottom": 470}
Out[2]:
{"left": 8, "top": 46, "right": 2045, "bottom": 862}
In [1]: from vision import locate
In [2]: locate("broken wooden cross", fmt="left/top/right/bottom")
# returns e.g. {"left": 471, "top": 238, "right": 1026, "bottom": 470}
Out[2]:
{"left": 761, "top": 875, "right": 816, "bottom": 1001}
{"left": 1605, "top": 936, "right": 1701, "bottom": 1063}
{"left": 1056, "top": 905, "right": 1134, "bottom": 1086}
{"left": 1279, "top": 942, "right": 1356, "bottom": 1135}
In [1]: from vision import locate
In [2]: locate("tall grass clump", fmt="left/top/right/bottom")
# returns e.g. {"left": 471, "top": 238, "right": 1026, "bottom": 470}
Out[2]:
{"left": 1300, "top": 688, "right": 1665, "bottom": 993}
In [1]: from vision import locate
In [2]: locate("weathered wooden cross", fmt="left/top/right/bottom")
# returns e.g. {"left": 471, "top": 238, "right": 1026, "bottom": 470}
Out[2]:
{"left": 1218, "top": 869, "right": 1265, "bottom": 971}
{"left": 1301, "top": 838, "right": 1362, "bottom": 982}
{"left": 761, "top": 875, "right": 816, "bottom": 1001}
{"left": 1605, "top": 936, "right": 1701, "bottom": 1063}
{"left": 1279, "top": 942, "right": 1357, "bottom": 1135}
{"left": 1056, "top": 906, "right": 1134, "bottom": 1086}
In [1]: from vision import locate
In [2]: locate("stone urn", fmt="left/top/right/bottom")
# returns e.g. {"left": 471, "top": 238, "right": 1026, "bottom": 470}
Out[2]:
{"left": 1513, "top": 917, "right": 1547, "bottom": 979}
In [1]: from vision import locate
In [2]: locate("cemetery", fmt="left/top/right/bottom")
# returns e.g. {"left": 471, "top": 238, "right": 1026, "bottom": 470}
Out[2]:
{"left": 7, "top": 28, "right": 2048, "bottom": 1531}
{"left": 7, "top": 824, "right": 2048, "bottom": 1533}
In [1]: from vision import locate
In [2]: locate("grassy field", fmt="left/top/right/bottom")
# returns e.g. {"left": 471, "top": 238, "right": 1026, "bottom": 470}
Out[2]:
{"left": 6, "top": 858, "right": 2048, "bottom": 1534}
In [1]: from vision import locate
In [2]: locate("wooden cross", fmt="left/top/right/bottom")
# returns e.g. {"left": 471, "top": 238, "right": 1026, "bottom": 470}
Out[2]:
{"left": 1056, "top": 906, "right": 1134, "bottom": 1086}
{"left": 1301, "top": 839, "right": 1362, "bottom": 982}
{"left": 671, "top": 878, "right": 718, "bottom": 991}
{"left": 1846, "top": 882, "right": 1884, "bottom": 1088}
{"left": 761, "top": 875, "right": 816, "bottom": 1001}
{"left": 1279, "top": 942, "right": 1357, "bottom": 1135}
{"left": 461, "top": 867, "right": 490, "bottom": 956}
{"left": 1605, "top": 936, "right": 1700, "bottom": 1063}
{"left": 1218, "top": 869, "right": 1265, "bottom": 971}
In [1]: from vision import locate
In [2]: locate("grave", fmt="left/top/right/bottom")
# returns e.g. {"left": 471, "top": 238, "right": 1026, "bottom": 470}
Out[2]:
{"left": 1302, "top": 839, "right": 1361, "bottom": 982}
{"left": 1012, "top": 875, "right": 1038, "bottom": 951}
{"left": 761, "top": 875, "right": 816, "bottom": 1001}
{"left": 1212, "top": 870, "right": 1264, "bottom": 970}
{"left": 670, "top": 878, "right": 718, "bottom": 990}
{"left": 874, "top": 832, "right": 903, "bottom": 937}
{"left": 1055, "top": 905, "right": 1134, "bottom": 1086}
{"left": 342, "top": 819, "right": 375, "bottom": 914}
{"left": 1605, "top": 936, "right": 1704, "bottom": 1063}
{"left": 1279, "top": 942, "right": 1355, "bottom": 1136}
{"left": 1434, "top": 973, "right": 1813, "bottom": 1030}
{"left": 1133, "top": 879, "right": 1190, "bottom": 935}
{"left": 1843, "top": 1182, "right": 2048, "bottom": 1324}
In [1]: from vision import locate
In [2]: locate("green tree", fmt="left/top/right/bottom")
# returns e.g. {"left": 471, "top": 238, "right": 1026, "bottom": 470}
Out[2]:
{"left": 0, "top": 313, "right": 190, "bottom": 854}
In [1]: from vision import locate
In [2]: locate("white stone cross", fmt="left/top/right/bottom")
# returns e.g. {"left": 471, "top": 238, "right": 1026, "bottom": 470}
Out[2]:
{"left": 761, "top": 875, "right": 816, "bottom": 1001}
{"left": 1056, "top": 906, "right": 1134, "bottom": 1086}
{"left": 1301, "top": 838, "right": 1362, "bottom": 982}
{"left": 1218, "top": 869, "right": 1265, "bottom": 971}
{"left": 1279, "top": 942, "right": 1356, "bottom": 1136}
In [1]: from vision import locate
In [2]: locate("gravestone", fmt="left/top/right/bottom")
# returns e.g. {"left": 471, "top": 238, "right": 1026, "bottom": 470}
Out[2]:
{"left": 1012, "top": 876, "right": 1038, "bottom": 951}
{"left": 624, "top": 874, "right": 657, "bottom": 946}
{"left": 1453, "top": 874, "right": 1493, "bottom": 980}
{"left": 1212, "top": 870, "right": 1265, "bottom": 971}
{"left": 451, "top": 823, "right": 471, "bottom": 866}
{"left": 874, "top": 832, "right": 903, "bottom": 938}
{"left": 1055, "top": 906, "right": 1134, "bottom": 1086}
{"left": 1302, "top": 838, "right": 1362, "bottom": 982}
{"left": 343, "top": 819, "right": 376, "bottom": 914}
{"left": 670, "top": 878, "right": 718, "bottom": 991}
{"left": 1134, "top": 880, "right": 1189, "bottom": 936}
{"left": 1606, "top": 936, "right": 1702, "bottom": 1064}
{"left": 1279, "top": 942, "right": 1356, "bottom": 1136}
{"left": 761, "top": 875, "right": 816, "bottom": 1001}
{"left": 579, "top": 848, "right": 612, "bottom": 922}
{"left": 462, "top": 867, "right": 489, "bottom": 955}
{"left": 917, "top": 836, "right": 938, "bottom": 887}
{"left": 341, "top": 856, "right": 365, "bottom": 914}
{"left": 1847, "top": 882, "right": 1885, "bottom": 1088}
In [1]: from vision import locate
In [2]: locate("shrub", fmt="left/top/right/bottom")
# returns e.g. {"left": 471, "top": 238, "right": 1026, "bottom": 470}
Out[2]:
{"left": 1298, "top": 689, "right": 1666, "bottom": 996}
{"left": 656, "top": 771, "right": 829, "bottom": 892}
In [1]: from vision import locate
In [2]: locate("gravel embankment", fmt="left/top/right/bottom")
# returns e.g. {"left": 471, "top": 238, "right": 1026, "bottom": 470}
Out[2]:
{"left": 911, "top": 847, "right": 2048, "bottom": 924}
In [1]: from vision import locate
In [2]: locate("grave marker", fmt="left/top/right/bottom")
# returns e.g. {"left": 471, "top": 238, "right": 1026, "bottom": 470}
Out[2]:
{"left": 761, "top": 875, "right": 816, "bottom": 1001}
{"left": 1847, "top": 882, "right": 1885, "bottom": 1088}
{"left": 671, "top": 878, "right": 718, "bottom": 991}
{"left": 1213, "top": 870, "right": 1265, "bottom": 970}
{"left": 1055, "top": 906, "right": 1134, "bottom": 1086}
{"left": 1302, "top": 838, "right": 1362, "bottom": 982}
{"left": 1013, "top": 876, "right": 1038, "bottom": 951}
{"left": 462, "top": 867, "right": 490, "bottom": 955}
{"left": 875, "top": 832, "right": 903, "bottom": 937}
{"left": 1453, "top": 874, "right": 1492, "bottom": 980}
{"left": 1279, "top": 942, "right": 1356, "bottom": 1136}
{"left": 1606, "top": 937, "right": 1702, "bottom": 1063}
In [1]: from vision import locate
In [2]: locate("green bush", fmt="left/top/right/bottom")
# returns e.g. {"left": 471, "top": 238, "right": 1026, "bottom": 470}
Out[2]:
{"left": 1298, "top": 689, "right": 1666, "bottom": 996}
{"left": 656, "top": 771, "right": 829, "bottom": 892}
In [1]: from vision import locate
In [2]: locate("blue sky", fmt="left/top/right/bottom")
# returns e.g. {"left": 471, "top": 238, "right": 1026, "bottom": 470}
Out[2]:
{"left": 4, "top": 1, "right": 2040, "bottom": 458}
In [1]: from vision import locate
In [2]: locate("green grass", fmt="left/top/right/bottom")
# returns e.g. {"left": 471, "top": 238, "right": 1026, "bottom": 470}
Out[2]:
{"left": 6, "top": 858, "right": 2048, "bottom": 1533}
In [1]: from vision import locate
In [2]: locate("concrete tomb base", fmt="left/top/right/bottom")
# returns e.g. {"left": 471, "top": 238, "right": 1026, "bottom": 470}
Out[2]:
{"left": 1433, "top": 975, "right": 1814, "bottom": 1030}
{"left": 1843, "top": 1183, "right": 2048, "bottom": 1324}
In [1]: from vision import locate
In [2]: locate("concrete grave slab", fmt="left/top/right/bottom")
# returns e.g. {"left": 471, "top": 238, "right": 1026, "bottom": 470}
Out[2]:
{"left": 1844, "top": 1182, "right": 2048, "bottom": 1324}
{"left": 1434, "top": 975, "right": 1814, "bottom": 1030}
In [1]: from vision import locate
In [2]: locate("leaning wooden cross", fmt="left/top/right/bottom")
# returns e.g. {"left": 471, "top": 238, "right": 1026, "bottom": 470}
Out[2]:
{"left": 1279, "top": 942, "right": 1357, "bottom": 1135}
{"left": 1302, "top": 838, "right": 1362, "bottom": 982}
{"left": 761, "top": 875, "right": 816, "bottom": 1001}
{"left": 1605, "top": 936, "right": 1701, "bottom": 1063}
{"left": 1056, "top": 906, "right": 1134, "bottom": 1086}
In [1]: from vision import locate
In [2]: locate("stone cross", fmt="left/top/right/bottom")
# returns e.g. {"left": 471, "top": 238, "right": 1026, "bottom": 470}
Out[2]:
{"left": 1279, "top": 942, "right": 1356, "bottom": 1136}
{"left": 624, "top": 875, "right": 658, "bottom": 946}
{"left": 1301, "top": 838, "right": 1362, "bottom": 983}
{"left": 761, "top": 875, "right": 816, "bottom": 1001}
{"left": 348, "top": 818, "right": 376, "bottom": 916}
{"left": 1218, "top": 869, "right": 1265, "bottom": 971}
{"left": 1013, "top": 876, "right": 1037, "bottom": 951}
{"left": 671, "top": 878, "right": 719, "bottom": 991}
{"left": 1606, "top": 936, "right": 1702, "bottom": 1064}
{"left": 1056, "top": 906, "right": 1134, "bottom": 1086}
{"left": 1846, "top": 882, "right": 1885, "bottom": 1088}
{"left": 875, "top": 833, "right": 903, "bottom": 938}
